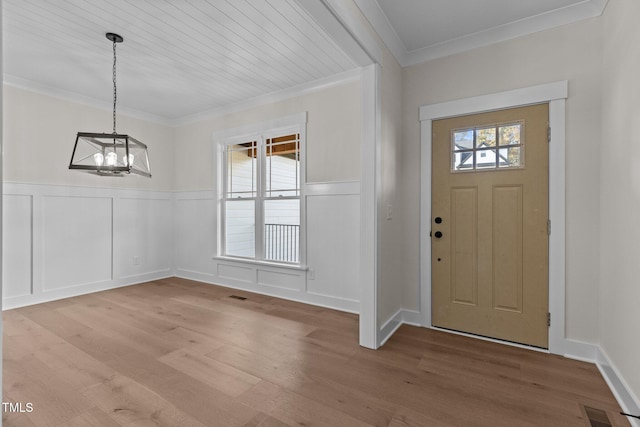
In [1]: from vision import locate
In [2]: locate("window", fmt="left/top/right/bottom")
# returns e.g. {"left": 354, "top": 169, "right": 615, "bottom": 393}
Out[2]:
{"left": 452, "top": 121, "right": 524, "bottom": 172}
{"left": 220, "top": 120, "right": 304, "bottom": 265}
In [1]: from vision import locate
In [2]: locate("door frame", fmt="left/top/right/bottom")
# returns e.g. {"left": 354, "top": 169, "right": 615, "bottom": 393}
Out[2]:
{"left": 419, "top": 81, "right": 568, "bottom": 355}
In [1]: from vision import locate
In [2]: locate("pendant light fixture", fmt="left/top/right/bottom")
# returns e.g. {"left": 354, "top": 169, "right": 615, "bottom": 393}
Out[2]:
{"left": 69, "top": 33, "right": 151, "bottom": 177}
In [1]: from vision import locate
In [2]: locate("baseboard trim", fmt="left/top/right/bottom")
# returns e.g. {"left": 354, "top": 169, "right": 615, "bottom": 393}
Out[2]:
{"left": 3, "top": 271, "right": 173, "bottom": 310}
{"left": 174, "top": 270, "right": 359, "bottom": 314}
{"left": 597, "top": 347, "right": 640, "bottom": 427}
{"left": 561, "top": 339, "right": 599, "bottom": 363}
{"left": 378, "top": 312, "right": 639, "bottom": 426}
{"left": 378, "top": 309, "right": 423, "bottom": 347}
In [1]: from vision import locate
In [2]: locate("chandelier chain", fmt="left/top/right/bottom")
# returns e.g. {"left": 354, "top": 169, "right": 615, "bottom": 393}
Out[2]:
{"left": 112, "top": 39, "right": 117, "bottom": 134}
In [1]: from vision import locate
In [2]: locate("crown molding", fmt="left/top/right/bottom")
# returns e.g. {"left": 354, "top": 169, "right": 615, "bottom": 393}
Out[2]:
{"left": 4, "top": 68, "right": 361, "bottom": 128}
{"left": 3, "top": 74, "right": 170, "bottom": 126}
{"left": 169, "top": 68, "right": 361, "bottom": 127}
{"left": 352, "top": 0, "right": 407, "bottom": 65}
{"left": 356, "top": 0, "right": 609, "bottom": 67}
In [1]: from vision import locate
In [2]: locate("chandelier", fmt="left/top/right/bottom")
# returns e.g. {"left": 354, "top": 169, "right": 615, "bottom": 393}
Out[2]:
{"left": 69, "top": 33, "right": 151, "bottom": 177}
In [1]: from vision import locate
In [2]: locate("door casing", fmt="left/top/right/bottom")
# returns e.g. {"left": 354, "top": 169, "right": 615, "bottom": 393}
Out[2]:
{"left": 419, "top": 81, "right": 568, "bottom": 355}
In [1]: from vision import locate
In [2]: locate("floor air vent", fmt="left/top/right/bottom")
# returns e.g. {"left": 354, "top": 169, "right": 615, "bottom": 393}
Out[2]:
{"left": 583, "top": 406, "right": 612, "bottom": 427}
{"left": 229, "top": 295, "right": 247, "bottom": 300}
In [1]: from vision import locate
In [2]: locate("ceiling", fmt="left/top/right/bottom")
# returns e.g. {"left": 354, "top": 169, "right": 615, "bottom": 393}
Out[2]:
{"left": 355, "top": 0, "right": 608, "bottom": 66}
{"left": 2, "top": 0, "right": 609, "bottom": 123}
{"left": 2, "top": 0, "right": 357, "bottom": 123}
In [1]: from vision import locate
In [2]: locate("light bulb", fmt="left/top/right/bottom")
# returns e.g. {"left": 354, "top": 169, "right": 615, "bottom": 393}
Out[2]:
{"left": 105, "top": 152, "right": 117, "bottom": 167}
{"left": 93, "top": 153, "right": 104, "bottom": 166}
{"left": 127, "top": 154, "right": 134, "bottom": 167}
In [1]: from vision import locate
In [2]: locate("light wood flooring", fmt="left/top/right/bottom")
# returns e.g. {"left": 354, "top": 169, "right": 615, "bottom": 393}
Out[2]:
{"left": 3, "top": 278, "right": 629, "bottom": 426}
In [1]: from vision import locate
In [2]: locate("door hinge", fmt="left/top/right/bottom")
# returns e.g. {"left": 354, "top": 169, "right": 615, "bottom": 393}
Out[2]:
{"left": 547, "top": 312, "right": 551, "bottom": 327}
{"left": 547, "top": 220, "right": 551, "bottom": 236}
{"left": 547, "top": 126, "right": 551, "bottom": 143}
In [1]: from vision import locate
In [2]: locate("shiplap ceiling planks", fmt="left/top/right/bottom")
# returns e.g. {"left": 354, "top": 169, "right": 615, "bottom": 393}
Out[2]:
{"left": 3, "top": 0, "right": 357, "bottom": 121}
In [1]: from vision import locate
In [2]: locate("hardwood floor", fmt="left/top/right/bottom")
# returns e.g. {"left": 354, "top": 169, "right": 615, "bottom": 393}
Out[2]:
{"left": 2, "top": 278, "right": 629, "bottom": 426}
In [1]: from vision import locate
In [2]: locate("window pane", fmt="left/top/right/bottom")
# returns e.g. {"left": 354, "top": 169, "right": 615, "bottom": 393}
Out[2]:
{"left": 453, "top": 130, "right": 474, "bottom": 150}
{"left": 265, "top": 134, "right": 300, "bottom": 197}
{"left": 498, "top": 147, "right": 522, "bottom": 168}
{"left": 264, "top": 199, "right": 300, "bottom": 263}
{"left": 453, "top": 151, "right": 474, "bottom": 171}
{"left": 476, "top": 148, "right": 497, "bottom": 169}
{"left": 225, "top": 200, "right": 255, "bottom": 258}
{"left": 499, "top": 124, "right": 522, "bottom": 146}
{"left": 227, "top": 142, "right": 257, "bottom": 198}
{"left": 476, "top": 127, "right": 496, "bottom": 148}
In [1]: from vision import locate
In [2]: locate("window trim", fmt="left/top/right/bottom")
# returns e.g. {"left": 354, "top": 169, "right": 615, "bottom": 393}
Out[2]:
{"left": 213, "top": 112, "right": 307, "bottom": 267}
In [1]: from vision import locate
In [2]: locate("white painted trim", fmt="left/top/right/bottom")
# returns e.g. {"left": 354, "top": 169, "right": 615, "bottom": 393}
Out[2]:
{"left": 378, "top": 309, "right": 423, "bottom": 346}
{"left": 4, "top": 69, "right": 361, "bottom": 128}
{"left": 419, "top": 81, "right": 568, "bottom": 121}
{"left": 597, "top": 347, "right": 640, "bottom": 427}
{"left": 419, "top": 81, "right": 569, "bottom": 355}
{"left": 3, "top": 182, "right": 173, "bottom": 200}
{"left": 175, "top": 268, "right": 359, "bottom": 314}
{"left": 4, "top": 75, "right": 169, "bottom": 126}
{"left": 2, "top": 182, "right": 174, "bottom": 310}
{"left": 297, "top": 0, "right": 374, "bottom": 67}
{"left": 3, "top": 271, "right": 172, "bottom": 310}
{"left": 354, "top": 0, "right": 609, "bottom": 67}
{"left": 212, "top": 112, "right": 307, "bottom": 266}
{"left": 212, "top": 256, "right": 309, "bottom": 272}
{"left": 401, "top": 309, "right": 422, "bottom": 326}
{"left": 419, "top": 117, "right": 433, "bottom": 329}
{"left": 320, "top": 0, "right": 383, "bottom": 65}
{"left": 379, "top": 309, "right": 404, "bottom": 346}
{"left": 359, "top": 64, "right": 380, "bottom": 349}
{"left": 172, "top": 69, "right": 360, "bottom": 126}
{"left": 352, "top": 0, "right": 407, "bottom": 65}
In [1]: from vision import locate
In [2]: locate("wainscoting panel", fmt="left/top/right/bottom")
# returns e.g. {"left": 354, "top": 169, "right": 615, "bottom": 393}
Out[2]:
{"left": 306, "top": 193, "right": 360, "bottom": 302}
{"left": 42, "top": 195, "right": 113, "bottom": 291}
{"left": 174, "top": 182, "right": 361, "bottom": 313}
{"left": 217, "top": 262, "right": 255, "bottom": 284}
{"left": 174, "top": 193, "right": 216, "bottom": 277}
{"left": 2, "top": 183, "right": 174, "bottom": 309}
{"left": 116, "top": 197, "right": 173, "bottom": 280}
{"left": 3, "top": 194, "right": 33, "bottom": 299}
{"left": 257, "top": 268, "right": 303, "bottom": 291}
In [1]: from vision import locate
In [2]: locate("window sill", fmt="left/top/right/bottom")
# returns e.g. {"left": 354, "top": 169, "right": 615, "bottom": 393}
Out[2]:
{"left": 212, "top": 256, "right": 309, "bottom": 272}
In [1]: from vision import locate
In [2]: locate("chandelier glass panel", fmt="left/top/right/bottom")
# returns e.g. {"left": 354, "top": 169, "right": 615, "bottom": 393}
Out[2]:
{"left": 69, "top": 33, "right": 151, "bottom": 178}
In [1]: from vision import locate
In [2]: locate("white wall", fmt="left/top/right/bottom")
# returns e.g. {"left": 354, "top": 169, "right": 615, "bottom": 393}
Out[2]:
{"left": 377, "top": 45, "right": 406, "bottom": 331}
{"left": 599, "top": 0, "right": 640, "bottom": 414}
{"left": 401, "top": 17, "right": 603, "bottom": 345}
{"left": 172, "top": 81, "right": 362, "bottom": 312}
{"left": 173, "top": 80, "right": 361, "bottom": 190}
{"left": 2, "top": 184, "right": 174, "bottom": 309}
{"left": 2, "top": 86, "right": 175, "bottom": 308}
{"left": 3, "top": 85, "right": 175, "bottom": 191}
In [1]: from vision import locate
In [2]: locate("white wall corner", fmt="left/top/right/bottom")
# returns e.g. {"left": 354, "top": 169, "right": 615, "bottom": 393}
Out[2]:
{"left": 401, "top": 309, "right": 422, "bottom": 326}
{"left": 561, "top": 339, "right": 599, "bottom": 363}
{"left": 379, "top": 309, "right": 403, "bottom": 347}
{"left": 597, "top": 347, "right": 640, "bottom": 427}
{"left": 377, "top": 309, "right": 422, "bottom": 347}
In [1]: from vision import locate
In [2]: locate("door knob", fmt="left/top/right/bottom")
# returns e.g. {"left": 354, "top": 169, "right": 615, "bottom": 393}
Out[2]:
{"left": 434, "top": 217, "right": 442, "bottom": 224}
{"left": 434, "top": 231, "right": 443, "bottom": 238}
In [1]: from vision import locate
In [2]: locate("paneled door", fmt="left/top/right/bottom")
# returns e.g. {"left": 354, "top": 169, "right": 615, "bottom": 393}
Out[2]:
{"left": 431, "top": 104, "right": 549, "bottom": 348}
